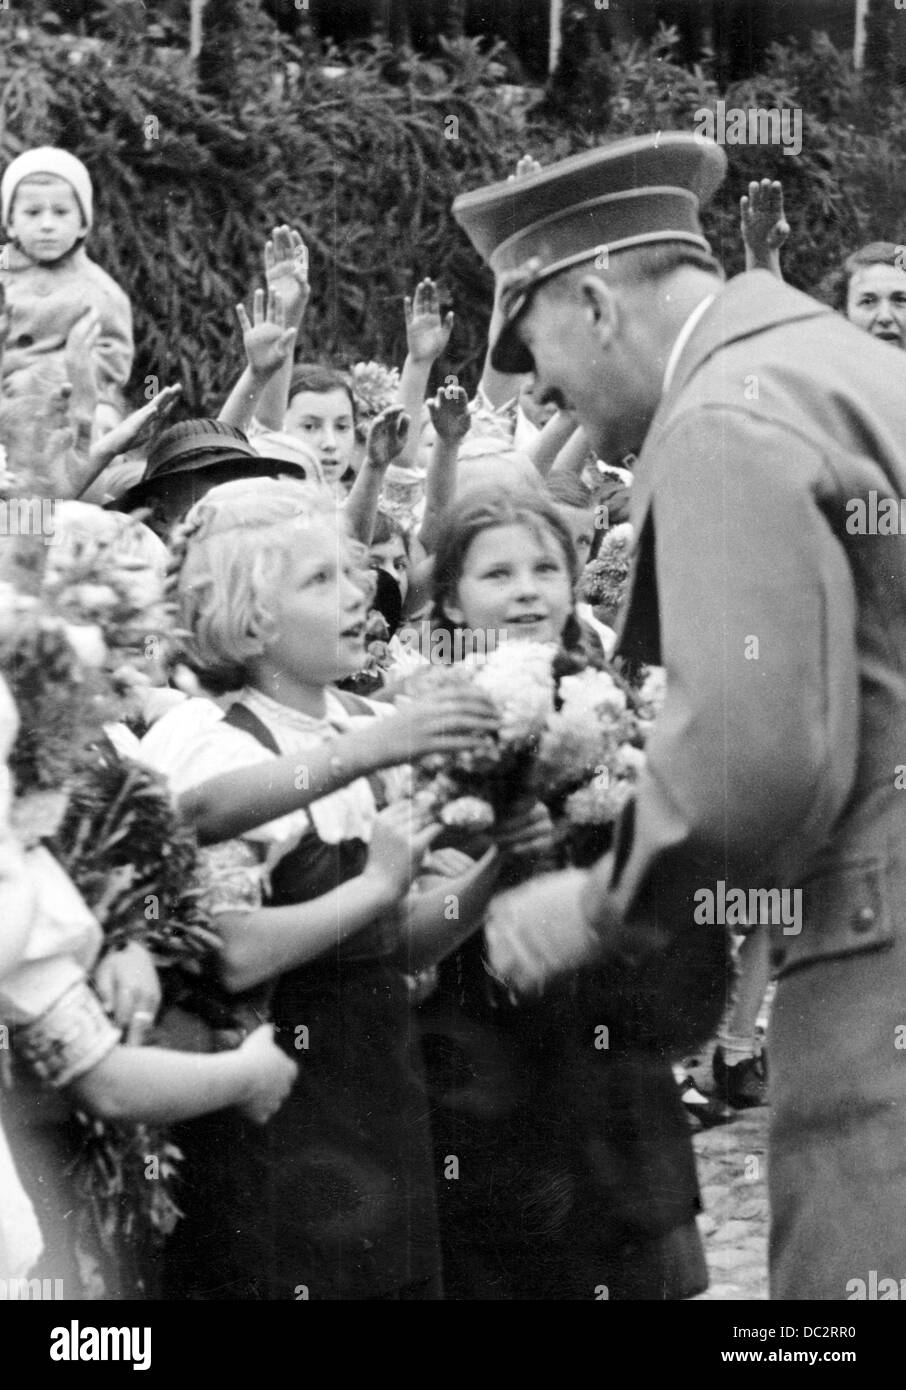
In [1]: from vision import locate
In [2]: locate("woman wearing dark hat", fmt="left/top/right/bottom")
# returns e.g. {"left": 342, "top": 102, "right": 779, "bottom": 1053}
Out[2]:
{"left": 111, "top": 418, "right": 317, "bottom": 537}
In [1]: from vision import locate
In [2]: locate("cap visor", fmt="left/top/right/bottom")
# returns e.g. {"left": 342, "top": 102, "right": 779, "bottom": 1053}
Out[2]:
{"left": 490, "top": 318, "right": 534, "bottom": 375}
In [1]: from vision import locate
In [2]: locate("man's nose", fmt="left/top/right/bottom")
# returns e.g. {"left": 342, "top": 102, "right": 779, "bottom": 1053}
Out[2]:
{"left": 875, "top": 302, "right": 895, "bottom": 324}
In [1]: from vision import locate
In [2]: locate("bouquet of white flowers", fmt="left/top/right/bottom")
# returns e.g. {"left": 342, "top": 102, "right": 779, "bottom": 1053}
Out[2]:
{"left": 403, "top": 640, "right": 558, "bottom": 833}
{"left": 402, "top": 641, "right": 662, "bottom": 866}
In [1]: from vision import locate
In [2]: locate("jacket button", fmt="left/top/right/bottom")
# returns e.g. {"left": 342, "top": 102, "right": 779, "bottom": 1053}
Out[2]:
{"left": 770, "top": 946, "right": 786, "bottom": 969}
{"left": 853, "top": 906, "right": 875, "bottom": 932}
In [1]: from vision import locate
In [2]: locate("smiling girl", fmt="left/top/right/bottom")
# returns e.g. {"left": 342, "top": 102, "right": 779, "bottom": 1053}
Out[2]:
{"left": 419, "top": 484, "right": 706, "bottom": 1301}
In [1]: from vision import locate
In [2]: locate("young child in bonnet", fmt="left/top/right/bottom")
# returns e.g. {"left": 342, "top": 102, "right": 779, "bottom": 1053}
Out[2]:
{"left": 0, "top": 146, "right": 133, "bottom": 433}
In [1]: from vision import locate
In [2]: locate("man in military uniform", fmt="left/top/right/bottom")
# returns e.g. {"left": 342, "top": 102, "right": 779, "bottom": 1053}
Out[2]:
{"left": 458, "top": 132, "right": 906, "bottom": 1299}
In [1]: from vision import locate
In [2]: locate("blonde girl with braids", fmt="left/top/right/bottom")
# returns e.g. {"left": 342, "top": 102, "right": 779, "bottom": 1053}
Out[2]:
{"left": 140, "top": 476, "right": 542, "bottom": 1300}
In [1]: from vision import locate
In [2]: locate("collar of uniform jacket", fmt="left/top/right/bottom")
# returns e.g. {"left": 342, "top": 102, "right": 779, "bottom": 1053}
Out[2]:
{"left": 612, "top": 272, "right": 836, "bottom": 667}
{"left": 629, "top": 270, "right": 835, "bottom": 537}
{"left": 662, "top": 294, "right": 716, "bottom": 395}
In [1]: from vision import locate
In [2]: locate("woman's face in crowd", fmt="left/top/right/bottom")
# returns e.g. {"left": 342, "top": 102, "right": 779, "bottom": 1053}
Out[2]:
{"left": 284, "top": 389, "right": 356, "bottom": 483}
{"left": 370, "top": 534, "right": 409, "bottom": 604}
{"left": 259, "top": 522, "right": 368, "bottom": 687}
{"left": 8, "top": 177, "right": 84, "bottom": 262}
{"left": 446, "top": 522, "right": 573, "bottom": 645}
{"left": 846, "top": 263, "right": 906, "bottom": 348}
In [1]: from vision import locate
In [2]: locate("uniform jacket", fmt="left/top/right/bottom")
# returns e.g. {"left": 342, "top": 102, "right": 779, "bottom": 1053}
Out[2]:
{"left": 581, "top": 269, "right": 906, "bottom": 1297}
{"left": 0, "top": 243, "right": 133, "bottom": 403}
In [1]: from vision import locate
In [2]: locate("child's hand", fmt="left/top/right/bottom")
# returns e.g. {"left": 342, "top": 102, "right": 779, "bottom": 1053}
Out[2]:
{"left": 494, "top": 799, "right": 555, "bottom": 861}
{"left": 235, "top": 1023, "right": 297, "bottom": 1125}
{"left": 365, "top": 403, "right": 410, "bottom": 471}
{"left": 427, "top": 382, "right": 471, "bottom": 444}
{"left": 507, "top": 154, "right": 542, "bottom": 181}
{"left": 404, "top": 278, "right": 454, "bottom": 365}
{"left": 236, "top": 287, "right": 296, "bottom": 381}
{"left": 365, "top": 799, "right": 443, "bottom": 903}
{"left": 89, "top": 384, "right": 182, "bottom": 471}
{"left": 264, "top": 224, "right": 310, "bottom": 323}
{"left": 374, "top": 689, "right": 499, "bottom": 765}
{"left": 93, "top": 942, "right": 161, "bottom": 1044}
{"left": 740, "top": 179, "right": 789, "bottom": 267}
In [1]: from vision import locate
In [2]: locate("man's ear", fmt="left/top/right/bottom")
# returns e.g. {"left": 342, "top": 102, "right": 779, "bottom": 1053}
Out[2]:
{"left": 577, "top": 274, "right": 618, "bottom": 347}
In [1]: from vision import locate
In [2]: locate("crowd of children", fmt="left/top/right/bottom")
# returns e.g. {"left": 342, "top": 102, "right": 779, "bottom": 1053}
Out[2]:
{"left": 1, "top": 144, "right": 903, "bottom": 1300}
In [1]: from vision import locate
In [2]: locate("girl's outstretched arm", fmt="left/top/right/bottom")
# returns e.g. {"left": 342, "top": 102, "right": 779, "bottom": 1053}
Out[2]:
{"left": 179, "top": 694, "right": 499, "bottom": 845}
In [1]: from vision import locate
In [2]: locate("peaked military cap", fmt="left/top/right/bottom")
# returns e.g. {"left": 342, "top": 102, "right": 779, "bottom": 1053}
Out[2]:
{"left": 453, "top": 131, "right": 727, "bottom": 374}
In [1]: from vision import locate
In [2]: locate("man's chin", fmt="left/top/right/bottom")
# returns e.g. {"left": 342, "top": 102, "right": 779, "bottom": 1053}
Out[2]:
{"left": 585, "top": 419, "right": 647, "bottom": 467}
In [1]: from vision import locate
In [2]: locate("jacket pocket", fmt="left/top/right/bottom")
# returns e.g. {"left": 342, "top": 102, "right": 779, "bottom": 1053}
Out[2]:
{"left": 770, "top": 859, "right": 894, "bottom": 977}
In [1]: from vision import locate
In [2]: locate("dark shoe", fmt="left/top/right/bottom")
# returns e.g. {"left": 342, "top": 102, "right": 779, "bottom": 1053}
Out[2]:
{"left": 679, "top": 1077, "right": 735, "bottom": 1129}
{"left": 712, "top": 1047, "right": 768, "bottom": 1108}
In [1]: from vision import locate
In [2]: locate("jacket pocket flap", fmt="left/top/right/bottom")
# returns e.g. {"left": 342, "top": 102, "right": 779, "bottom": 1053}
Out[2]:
{"left": 770, "top": 860, "right": 893, "bottom": 977}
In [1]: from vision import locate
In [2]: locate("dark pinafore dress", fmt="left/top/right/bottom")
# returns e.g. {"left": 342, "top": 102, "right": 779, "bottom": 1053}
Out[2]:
{"left": 162, "top": 694, "right": 441, "bottom": 1301}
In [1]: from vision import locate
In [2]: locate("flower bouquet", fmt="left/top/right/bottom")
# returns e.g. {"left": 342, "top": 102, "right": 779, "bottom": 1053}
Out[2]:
{"left": 350, "top": 360, "right": 401, "bottom": 421}
{"left": 49, "top": 743, "right": 222, "bottom": 1258}
{"left": 580, "top": 521, "right": 634, "bottom": 628}
{"left": 0, "top": 513, "right": 213, "bottom": 1265}
{"left": 402, "top": 640, "right": 560, "bottom": 840}
{"left": 400, "top": 639, "right": 658, "bottom": 869}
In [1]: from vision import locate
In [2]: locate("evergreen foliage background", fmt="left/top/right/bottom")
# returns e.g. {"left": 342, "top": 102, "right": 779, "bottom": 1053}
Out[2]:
{"left": 1, "top": 1, "right": 903, "bottom": 413}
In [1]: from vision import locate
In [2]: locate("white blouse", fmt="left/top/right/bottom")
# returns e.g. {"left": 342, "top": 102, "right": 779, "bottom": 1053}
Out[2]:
{"left": 139, "top": 687, "right": 411, "bottom": 915}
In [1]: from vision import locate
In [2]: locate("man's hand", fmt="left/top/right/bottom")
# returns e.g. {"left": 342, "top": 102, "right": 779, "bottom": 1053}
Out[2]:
{"left": 89, "top": 383, "right": 182, "bottom": 473}
{"left": 236, "top": 288, "right": 296, "bottom": 381}
{"left": 427, "top": 382, "right": 471, "bottom": 444}
{"left": 365, "top": 403, "right": 410, "bottom": 471}
{"left": 404, "top": 278, "right": 454, "bottom": 365}
{"left": 264, "top": 224, "right": 310, "bottom": 323}
{"left": 740, "top": 179, "right": 789, "bottom": 274}
{"left": 485, "top": 869, "right": 600, "bottom": 996}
